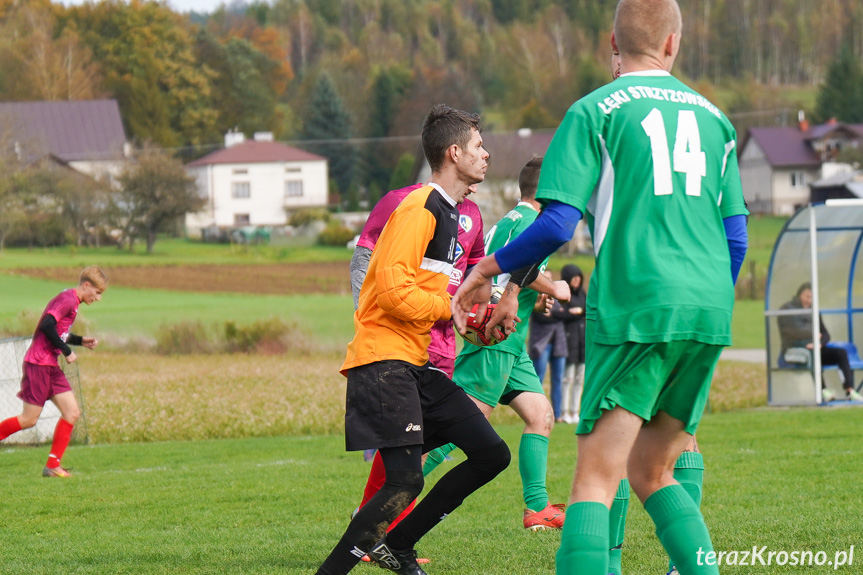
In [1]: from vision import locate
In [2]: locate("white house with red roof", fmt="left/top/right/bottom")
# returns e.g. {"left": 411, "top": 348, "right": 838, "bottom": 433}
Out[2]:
{"left": 739, "top": 116, "right": 863, "bottom": 215}
{"left": 185, "top": 131, "right": 328, "bottom": 234}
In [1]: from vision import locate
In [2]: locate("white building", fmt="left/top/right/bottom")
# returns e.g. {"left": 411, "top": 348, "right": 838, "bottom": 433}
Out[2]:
{"left": 739, "top": 118, "right": 863, "bottom": 215}
{"left": 185, "top": 131, "right": 328, "bottom": 234}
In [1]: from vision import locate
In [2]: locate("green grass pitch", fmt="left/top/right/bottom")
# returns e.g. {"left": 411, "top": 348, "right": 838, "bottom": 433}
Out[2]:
{"left": 2, "top": 408, "right": 861, "bottom": 574}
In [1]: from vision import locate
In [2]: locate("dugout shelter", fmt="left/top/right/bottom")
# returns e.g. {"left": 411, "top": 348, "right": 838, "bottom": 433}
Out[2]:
{"left": 765, "top": 200, "right": 863, "bottom": 405}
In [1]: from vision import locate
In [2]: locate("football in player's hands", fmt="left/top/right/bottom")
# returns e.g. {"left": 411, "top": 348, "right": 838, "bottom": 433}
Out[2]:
{"left": 461, "top": 303, "right": 506, "bottom": 346}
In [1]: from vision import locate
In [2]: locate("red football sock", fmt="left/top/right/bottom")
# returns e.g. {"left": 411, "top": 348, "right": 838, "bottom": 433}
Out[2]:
{"left": 390, "top": 500, "right": 416, "bottom": 530}
{"left": 359, "top": 451, "right": 417, "bottom": 531}
{"left": 46, "top": 419, "right": 74, "bottom": 469}
{"left": 360, "top": 452, "right": 388, "bottom": 508}
{"left": 0, "top": 416, "right": 21, "bottom": 441}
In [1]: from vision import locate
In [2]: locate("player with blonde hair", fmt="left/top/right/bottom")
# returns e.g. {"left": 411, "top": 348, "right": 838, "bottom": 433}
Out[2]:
{"left": 0, "top": 265, "right": 107, "bottom": 477}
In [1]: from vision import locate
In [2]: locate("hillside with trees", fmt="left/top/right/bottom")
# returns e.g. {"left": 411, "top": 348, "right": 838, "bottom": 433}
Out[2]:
{"left": 1, "top": 0, "right": 863, "bottom": 202}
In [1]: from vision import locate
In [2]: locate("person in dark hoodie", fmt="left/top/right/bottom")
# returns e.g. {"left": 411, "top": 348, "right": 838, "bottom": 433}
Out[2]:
{"left": 529, "top": 270, "right": 569, "bottom": 422}
{"left": 559, "top": 264, "right": 587, "bottom": 425}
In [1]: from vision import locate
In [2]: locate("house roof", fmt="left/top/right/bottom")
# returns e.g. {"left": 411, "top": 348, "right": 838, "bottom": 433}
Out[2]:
{"left": 482, "top": 130, "right": 556, "bottom": 180}
{"left": 0, "top": 99, "right": 127, "bottom": 163}
{"left": 803, "top": 122, "right": 863, "bottom": 141}
{"left": 186, "top": 140, "right": 327, "bottom": 167}
{"left": 744, "top": 127, "right": 821, "bottom": 168}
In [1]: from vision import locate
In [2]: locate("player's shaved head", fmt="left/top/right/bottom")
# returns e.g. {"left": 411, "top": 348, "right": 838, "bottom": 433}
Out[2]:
{"left": 614, "top": 0, "right": 682, "bottom": 58}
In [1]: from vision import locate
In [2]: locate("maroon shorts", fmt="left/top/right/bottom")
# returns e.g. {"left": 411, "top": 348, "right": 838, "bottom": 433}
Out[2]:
{"left": 428, "top": 351, "right": 455, "bottom": 379}
{"left": 18, "top": 362, "right": 71, "bottom": 406}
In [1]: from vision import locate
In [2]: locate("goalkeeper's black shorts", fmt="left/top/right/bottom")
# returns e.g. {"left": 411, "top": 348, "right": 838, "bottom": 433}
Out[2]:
{"left": 344, "top": 359, "right": 483, "bottom": 453}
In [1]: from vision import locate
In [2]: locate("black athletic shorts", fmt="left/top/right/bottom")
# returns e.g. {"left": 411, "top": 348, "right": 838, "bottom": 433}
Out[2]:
{"left": 344, "top": 360, "right": 483, "bottom": 452}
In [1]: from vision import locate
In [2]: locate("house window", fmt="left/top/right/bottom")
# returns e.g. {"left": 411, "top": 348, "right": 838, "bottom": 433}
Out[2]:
{"left": 285, "top": 180, "right": 304, "bottom": 197}
{"left": 232, "top": 182, "right": 251, "bottom": 198}
{"left": 232, "top": 168, "right": 248, "bottom": 175}
{"left": 285, "top": 167, "right": 301, "bottom": 173}
{"left": 234, "top": 213, "right": 250, "bottom": 225}
{"left": 790, "top": 171, "right": 805, "bottom": 189}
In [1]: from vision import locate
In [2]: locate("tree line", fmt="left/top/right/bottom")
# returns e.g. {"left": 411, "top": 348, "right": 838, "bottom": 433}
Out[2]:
{"left": 1, "top": 0, "right": 863, "bottom": 208}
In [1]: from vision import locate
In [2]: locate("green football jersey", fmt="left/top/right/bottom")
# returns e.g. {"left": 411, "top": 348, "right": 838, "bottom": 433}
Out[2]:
{"left": 536, "top": 71, "right": 748, "bottom": 346}
{"left": 461, "top": 203, "right": 547, "bottom": 356}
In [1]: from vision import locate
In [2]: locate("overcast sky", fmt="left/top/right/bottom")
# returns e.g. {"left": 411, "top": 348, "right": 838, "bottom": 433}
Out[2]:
{"left": 60, "top": 0, "right": 247, "bottom": 14}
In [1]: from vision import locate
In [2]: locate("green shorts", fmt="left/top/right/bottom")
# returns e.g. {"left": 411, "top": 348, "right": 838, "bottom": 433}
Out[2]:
{"left": 576, "top": 321, "right": 723, "bottom": 436}
{"left": 453, "top": 348, "right": 544, "bottom": 407}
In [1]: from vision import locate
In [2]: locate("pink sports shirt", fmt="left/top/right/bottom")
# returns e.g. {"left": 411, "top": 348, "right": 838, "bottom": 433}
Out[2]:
{"left": 24, "top": 289, "right": 79, "bottom": 367}
{"left": 355, "top": 184, "right": 424, "bottom": 251}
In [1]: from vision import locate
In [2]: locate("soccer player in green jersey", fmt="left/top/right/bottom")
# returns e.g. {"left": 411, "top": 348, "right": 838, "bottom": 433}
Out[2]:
{"left": 606, "top": 47, "right": 708, "bottom": 575}
{"left": 452, "top": 1, "right": 749, "bottom": 574}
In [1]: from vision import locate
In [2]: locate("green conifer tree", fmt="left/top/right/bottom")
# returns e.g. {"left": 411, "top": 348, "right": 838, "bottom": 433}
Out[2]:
{"left": 300, "top": 73, "right": 357, "bottom": 197}
{"left": 816, "top": 46, "right": 863, "bottom": 123}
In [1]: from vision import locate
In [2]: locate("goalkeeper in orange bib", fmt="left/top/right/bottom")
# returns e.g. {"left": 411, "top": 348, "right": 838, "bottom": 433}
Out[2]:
{"left": 422, "top": 156, "right": 572, "bottom": 531}
{"left": 315, "top": 104, "right": 511, "bottom": 575}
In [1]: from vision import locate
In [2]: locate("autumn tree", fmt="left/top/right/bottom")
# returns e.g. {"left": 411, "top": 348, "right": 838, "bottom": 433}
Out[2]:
{"left": 0, "top": 3, "right": 103, "bottom": 101}
{"left": 115, "top": 144, "right": 204, "bottom": 253}
{"left": 269, "top": 0, "right": 318, "bottom": 79}
{"left": 68, "top": 0, "right": 218, "bottom": 147}
{"left": 54, "top": 169, "right": 113, "bottom": 247}
{"left": 196, "top": 31, "right": 283, "bottom": 135}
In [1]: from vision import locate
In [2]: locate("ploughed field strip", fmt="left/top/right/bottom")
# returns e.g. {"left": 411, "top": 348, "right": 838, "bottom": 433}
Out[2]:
{"left": 11, "top": 263, "right": 350, "bottom": 295}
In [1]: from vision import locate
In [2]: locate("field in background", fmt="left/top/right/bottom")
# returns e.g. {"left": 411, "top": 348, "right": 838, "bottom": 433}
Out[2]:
{"left": 12, "top": 262, "right": 353, "bottom": 295}
{"left": 1, "top": 409, "right": 861, "bottom": 574}
{"left": 730, "top": 299, "right": 766, "bottom": 348}
{"left": 0, "top": 273, "right": 356, "bottom": 350}
{"left": 0, "top": 216, "right": 779, "bottom": 350}
{"left": 0, "top": 239, "right": 354, "bottom": 270}
{"left": 66, "top": 352, "right": 766, "bottom": 444}
{"left": 0, "top": 228, "right": 774, "bottom": 446}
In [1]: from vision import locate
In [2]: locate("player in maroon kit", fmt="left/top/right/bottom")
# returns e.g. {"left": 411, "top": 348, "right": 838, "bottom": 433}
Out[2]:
{"left": 0, "top": 265, "right": 107, "bottom": 477}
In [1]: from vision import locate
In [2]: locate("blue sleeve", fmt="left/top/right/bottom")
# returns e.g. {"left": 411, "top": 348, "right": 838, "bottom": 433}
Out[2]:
{"left": 724, "top": 214, "right": 748, "bottom": 285}
{"left": 494, "top": 201, "right": 582, "bottom": 273}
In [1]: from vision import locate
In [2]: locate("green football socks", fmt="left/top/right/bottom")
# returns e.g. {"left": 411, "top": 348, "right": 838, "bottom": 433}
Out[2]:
{"left": 645, "top": 484, "right": 719, "bottom": 575}
{"left": 519, "top": 433, "right": 550, "bottom": 511}
{"left": 674, "top": 451, "right": 704, "bottom": 508}
{"left": 668, "top": 451, "right": 705, "bottom": 572}
{"left": 608, "top": 478, "right": 630, "bottom": 575}
{"left": 422, "top": 443, "right": 456, "bottom": 476}
{"left": 556, "top": 501, "right": 609, "bottom": 575}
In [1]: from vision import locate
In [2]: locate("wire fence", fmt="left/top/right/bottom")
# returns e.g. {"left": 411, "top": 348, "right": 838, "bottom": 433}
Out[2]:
{"left": 0, "top": 337, "right": 88, "bottom": 445}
